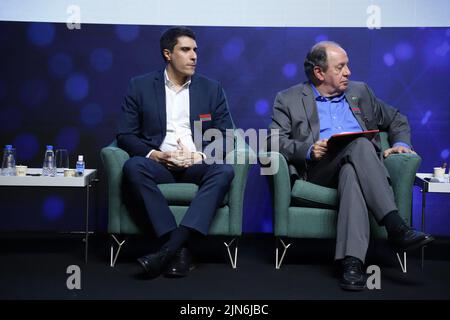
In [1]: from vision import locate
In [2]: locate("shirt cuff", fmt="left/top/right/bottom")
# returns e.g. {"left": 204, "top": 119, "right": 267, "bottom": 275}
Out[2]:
{"left": 393, "top": 142, "right": 411, "bottom": 149}
{"left": 146, "top": 149, "right": 155, "bottom": 158}
{"left": 306, "top": 144, "right": 314, "bottom": 161}
{"left": 195, "top": 151, "right": 207, "bottom": 160}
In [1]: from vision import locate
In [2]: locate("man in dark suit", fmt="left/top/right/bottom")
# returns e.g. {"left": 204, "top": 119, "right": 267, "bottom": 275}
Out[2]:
{"left": 268, "top": 41, "right": 434, "bottom": 291}
{"left": 117, "top": 27, "right": 234, "bottom": 278}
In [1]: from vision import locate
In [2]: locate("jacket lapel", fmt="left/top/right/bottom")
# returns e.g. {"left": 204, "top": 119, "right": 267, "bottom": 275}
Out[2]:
{"left": 189, "top": 75, "right": 199, "bottom": 131}
{"left": 302, "top": 84, "right": 320, "bottom": 141}
{"left": 154, "top": 70, "right": 167, "bottom": 134}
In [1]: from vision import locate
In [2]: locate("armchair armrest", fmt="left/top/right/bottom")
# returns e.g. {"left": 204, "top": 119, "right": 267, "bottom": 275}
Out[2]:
{"left": 223, "top": 131, "right": 255, "bottom": 235}
{"left": 383, "top": 153, "right": 422, "bottom": 225}
{"left": 100, "top": 143, "right": 130, "bottom": 233}
{"left": 227, "top": 152, "right": 251, "bottom": 236}
{"left": 259, "top": 151, "right": 291, "bottom": 236}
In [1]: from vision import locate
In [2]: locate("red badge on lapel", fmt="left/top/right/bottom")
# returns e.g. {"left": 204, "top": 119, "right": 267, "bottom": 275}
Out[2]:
{"left": 351, "top": 106, "right": 361, "bottom": 114}
{"left": 349, "top": 96, "right": 361, "bottom": 114}
{"left": 199, "top": 113, "right": 212, "bottom": 121}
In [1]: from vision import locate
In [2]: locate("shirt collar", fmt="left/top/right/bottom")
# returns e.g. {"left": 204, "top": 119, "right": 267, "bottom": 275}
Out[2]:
{"left": 164, "top": 69, "right": 191, "bottom": 91}
{"left": 310, "top": 83, "right": 345, "bottom": 103}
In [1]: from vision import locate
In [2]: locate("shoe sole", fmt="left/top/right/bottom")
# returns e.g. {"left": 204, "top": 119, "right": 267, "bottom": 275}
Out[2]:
{"left": 163, "top": 264, "right": 197, "bottom": 278}
{"left": 399, "top": 236, "right": 435, "bottom": 252}
{"left": 340, "top": 283, "right": 367, "bottom": 291}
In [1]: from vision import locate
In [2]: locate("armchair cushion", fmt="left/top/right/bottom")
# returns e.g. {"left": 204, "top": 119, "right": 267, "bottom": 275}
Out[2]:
{"left": 291, "top": 180, "right": 337, "bottom": 209}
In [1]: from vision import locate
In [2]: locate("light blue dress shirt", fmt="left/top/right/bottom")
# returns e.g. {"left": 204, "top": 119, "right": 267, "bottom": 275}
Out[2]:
{"left": 306, "top": 84, "right": 410, "bottom": 160}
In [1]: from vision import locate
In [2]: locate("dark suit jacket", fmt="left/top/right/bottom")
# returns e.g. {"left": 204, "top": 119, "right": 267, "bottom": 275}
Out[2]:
{"left": 268, "top": 81, "right": 411, "bottom": 179}
{"left": 117, "top": 70, "right": 234, "bottom": 157}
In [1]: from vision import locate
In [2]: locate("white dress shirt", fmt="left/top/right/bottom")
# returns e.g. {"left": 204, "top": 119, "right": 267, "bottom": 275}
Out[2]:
{"left": 147, "top": 69, "right": 203, "bottom": 159}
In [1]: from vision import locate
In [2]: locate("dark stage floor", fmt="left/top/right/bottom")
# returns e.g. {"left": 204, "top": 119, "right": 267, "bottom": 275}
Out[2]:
{"left": 1, "top": 233, "right": 449, "bottom": 303}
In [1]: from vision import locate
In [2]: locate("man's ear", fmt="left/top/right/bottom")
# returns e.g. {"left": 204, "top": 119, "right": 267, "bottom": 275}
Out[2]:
{"left": 163, "top": 49, "right": 171, "bottom": 61}
{"left": 313, "top": 66, "right": 324, "bottom": 81}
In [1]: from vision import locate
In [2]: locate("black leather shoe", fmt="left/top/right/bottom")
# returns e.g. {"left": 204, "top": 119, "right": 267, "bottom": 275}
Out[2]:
{"left": 164, "top": 247, "right": 196, "bottom": 278}
{"left": 339, "top": 257, "right": 367, "bottom": 291}
{"left": 137, "top": 247, "right": 173, "bottom": 278}
{"left": 388, "top": 228, "right": 435, "bottom": 251}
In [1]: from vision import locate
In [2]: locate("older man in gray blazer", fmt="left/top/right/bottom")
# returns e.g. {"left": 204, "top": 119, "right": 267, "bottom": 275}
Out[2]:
{"left": 268, "top": 41, "right": 433, "bottom": 291}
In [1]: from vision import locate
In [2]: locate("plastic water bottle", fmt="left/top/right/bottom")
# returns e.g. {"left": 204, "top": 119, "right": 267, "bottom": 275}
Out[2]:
{"left": 76, "top": 155, "right": 85, "bottom": 177}
{"left": 42, "top": 145, "right": 56, "bottom": 177}
{"left": 1, "top": 145, "right": 16, "bottom": 176}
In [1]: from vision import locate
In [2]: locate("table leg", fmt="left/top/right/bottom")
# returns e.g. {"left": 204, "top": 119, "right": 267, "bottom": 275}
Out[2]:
{"left": 421, "top": 189, "right": 426, "bottom": 270}
{"left": 85, "top": 182, "right": 90, "bottom": 264}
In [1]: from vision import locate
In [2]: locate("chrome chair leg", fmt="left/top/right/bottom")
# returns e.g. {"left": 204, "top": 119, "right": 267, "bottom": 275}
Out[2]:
{"left": 275, "top": 238, "right": 291, "bottom": 269}
{"left": 396, "top": 251, "right": 407, "bottom": 273}
{"left": 224, "top": 238, "right": 239, "bottom": 269}
{"left": 110, "top": 234, "right": 126, "bottom": 267}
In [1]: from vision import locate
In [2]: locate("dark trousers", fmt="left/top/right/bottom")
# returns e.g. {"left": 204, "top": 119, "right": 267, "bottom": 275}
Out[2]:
{"left": 123, "top": 157, "right": 234, "bottom": 237}
{"left": 307, "top": 137, "right": 397, "bottom": 262}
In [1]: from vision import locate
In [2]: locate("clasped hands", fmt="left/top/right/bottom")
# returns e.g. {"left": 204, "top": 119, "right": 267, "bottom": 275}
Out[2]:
{"left": 150, "top": 139, "right": 203, "bottom": 170}
{"left": 310, "top": 139, "right": 416, "bottom": 161}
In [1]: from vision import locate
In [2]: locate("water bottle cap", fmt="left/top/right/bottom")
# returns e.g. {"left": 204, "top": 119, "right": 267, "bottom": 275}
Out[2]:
{"left": 46, "top": 145, "right": 53, "bottom": 150}
{"left": 5, "top": 145, "right": 12, "bottom": 150}
{"left": 78, "top": 155, "right": 83, "bottom": 161}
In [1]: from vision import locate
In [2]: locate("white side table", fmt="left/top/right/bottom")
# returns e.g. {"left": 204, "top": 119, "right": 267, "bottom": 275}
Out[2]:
{"left": 414, "top": 173, "right": 450, "bottom": 268}
{"left": 0, "top": 168, "right": 98, "bottom": 263}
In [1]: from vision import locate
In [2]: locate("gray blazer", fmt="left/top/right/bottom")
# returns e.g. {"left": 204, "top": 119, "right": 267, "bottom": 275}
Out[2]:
{"left": 268, "top": 81, "right": 411, "bottom": 180}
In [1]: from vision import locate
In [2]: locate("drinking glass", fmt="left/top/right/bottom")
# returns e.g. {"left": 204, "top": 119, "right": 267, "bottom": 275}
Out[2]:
{"left": 55, "top": 149, "right": 69, "bottom": 174}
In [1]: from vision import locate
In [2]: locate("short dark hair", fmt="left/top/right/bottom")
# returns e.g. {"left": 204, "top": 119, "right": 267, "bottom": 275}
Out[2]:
{"left": 304, "top": 41, "right": 342, "bottom": 82}
{"left": 160, "top": 26, "right": 196, "bottom": 62}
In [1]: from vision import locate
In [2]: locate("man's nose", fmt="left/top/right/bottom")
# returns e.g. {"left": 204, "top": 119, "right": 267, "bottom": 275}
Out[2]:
{"left": 344, "top": 65, "right": 351, "bottom": 76}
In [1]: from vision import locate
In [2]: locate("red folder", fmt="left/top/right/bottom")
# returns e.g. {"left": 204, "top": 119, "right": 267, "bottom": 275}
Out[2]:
{"left": 327, "top": 130, "right": 379, "bottom": 148}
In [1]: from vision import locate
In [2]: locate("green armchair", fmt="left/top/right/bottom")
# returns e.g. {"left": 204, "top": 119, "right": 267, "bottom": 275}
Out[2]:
{"left": 101, "top": 133, "right": 251, "bottom": 268}
{"left": 263, "top": 132, "right": 422, "bottom": 268}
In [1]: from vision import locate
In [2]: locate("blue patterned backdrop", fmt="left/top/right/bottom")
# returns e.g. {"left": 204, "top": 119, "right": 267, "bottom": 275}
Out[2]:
{"left": 0, "top": 22, "right": 449, "bottom": 235}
